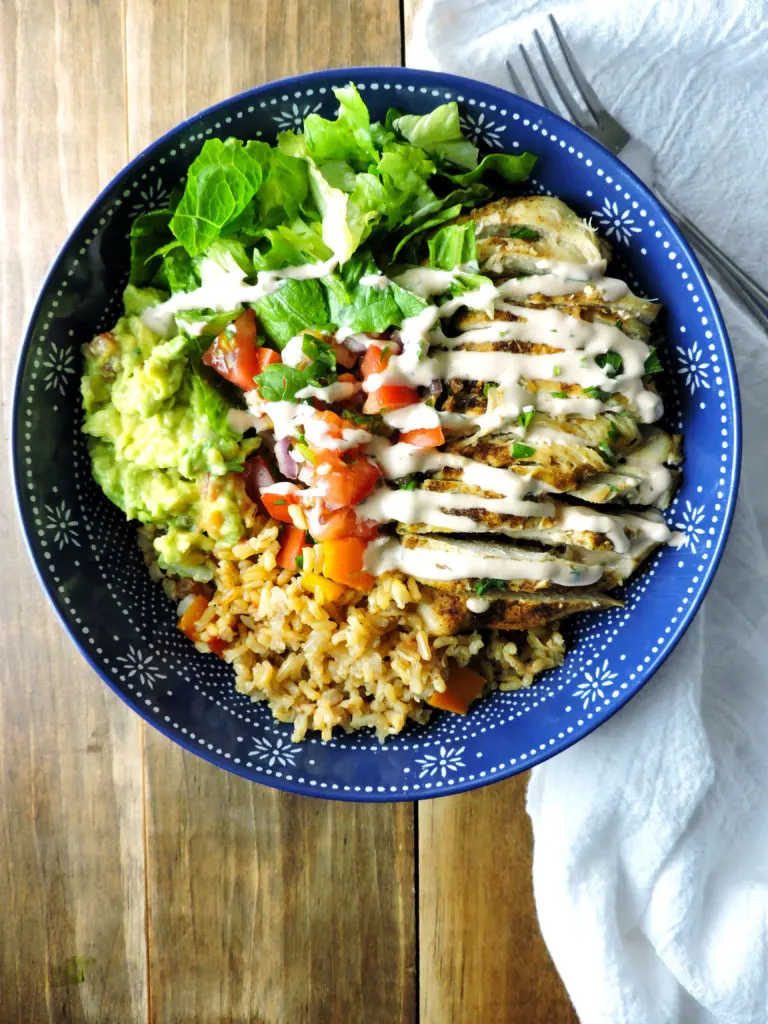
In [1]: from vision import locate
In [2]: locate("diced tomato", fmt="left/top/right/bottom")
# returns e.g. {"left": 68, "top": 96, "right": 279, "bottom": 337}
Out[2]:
{"left": 363, "top": 385, "right": 420, "bottom": 415}
{"left": 261, "top": 490, "right": 301, "bottom": 524}
{"left": 337, "top": 373, "right": 358, "bottom": 385}
{"left": 202, "top": 308, "right": 270, "bottom": 391}
{"left": 241, "top": 454, "right": 275, "bottom": 503}
{"left": 333, "top": 340, "right": 358, "bottom": 369}
{"left": 322, "top": 455, "right": 381, "bottom": 508}
{"left": 313, "top": 448, "right": 349, "bottom": 473}
{"left": 361, "top": 344, "right": 390, "bottom": 379}
{"left": 253, "top": 346, "right": 281, "bottom": 373}
{"left": 427, "top": 667, "right": 487, "bottom": 715}
{"left": 206, "top": 637, "right": 229, "bottom": 658}
{"left": 178, "top": 594, "right": 228, "bottom": 657}
{"left": 178, "top": 594, "right": 209, "bottom": 642}
{"left": 322, "top": 537, "right": 374, "bottom": 592}
{"left": 313, "top": 506, "right": 379, "bottom": 541}
{"left": 276, "top": 525, "right": 306, "bottom": 571}
{"left": 399, "top": 426, "right": 445, "bottom": 448}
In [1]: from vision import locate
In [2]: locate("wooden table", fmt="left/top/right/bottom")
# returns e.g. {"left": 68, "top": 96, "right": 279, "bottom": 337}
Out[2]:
{"left": 0, "top": 1, "right": 578, "bottom": 1020}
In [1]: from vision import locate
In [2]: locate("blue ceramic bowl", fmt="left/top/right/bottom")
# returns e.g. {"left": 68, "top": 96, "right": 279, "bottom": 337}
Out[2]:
{"left": 12, "top": 67, "right": 740, "bottom": 801}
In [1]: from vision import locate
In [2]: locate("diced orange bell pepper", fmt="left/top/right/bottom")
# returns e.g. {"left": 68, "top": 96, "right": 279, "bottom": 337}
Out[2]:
{"left": 428, "top": 666, "right": 487, "bottom": 715}
{"left": 276, "top": 525, "right": 307, "bottom": 571}
{"left": 177, "top": 594, "right": 209, "bottom": 642}
{"left": 321, "top": 537, "right": 374, "bottom": 592}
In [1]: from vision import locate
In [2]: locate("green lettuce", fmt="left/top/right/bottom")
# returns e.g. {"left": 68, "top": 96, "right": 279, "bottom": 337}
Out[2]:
{"left": 170, "top": 138, "right": 265, "bottom": 256}
{"left": 428, "top": 222, "right": 478, "bottom": 270}
{"left": 392, "top": 102, "right": 479, "bottom": 170}
{"left": 324, "top": 254, "right": 428, "bottom": 333}
{"left": 253, "top": 334, "right": 337, "bottom": 401}
{"left": 443, "top": 151, "right": 538, "bottom": 186}
{"left": 254, "top": 279, "right": 330, "bottom": 349}
{"left": 129, "top": 209, "right": 174, "bottom": 286}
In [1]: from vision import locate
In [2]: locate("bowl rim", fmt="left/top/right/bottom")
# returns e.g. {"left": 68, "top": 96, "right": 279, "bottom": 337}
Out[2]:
{"left": 11, "top": 65, "right": 742, "bottom": 800}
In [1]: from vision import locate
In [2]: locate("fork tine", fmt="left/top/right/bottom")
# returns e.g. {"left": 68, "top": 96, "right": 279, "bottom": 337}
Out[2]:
{"left": 548, "top": 14, "right": 606, "bottom": 124}
{"left": 504, "top": 58, "right": 529, "bottom": 99}
{"left": 533, "top": 29, "right": 591, "bottom": 129}
{"left": 518, "top": 44, "right": 558, "bottom": 113}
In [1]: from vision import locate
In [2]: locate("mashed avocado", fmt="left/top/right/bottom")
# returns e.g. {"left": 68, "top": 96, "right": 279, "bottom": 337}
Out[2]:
{"left": 81, "top": 302, "right": 258, "bottom": 580}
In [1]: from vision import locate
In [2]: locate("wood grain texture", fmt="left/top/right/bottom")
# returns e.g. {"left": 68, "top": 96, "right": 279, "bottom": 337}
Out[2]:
{"left": 125, "top": 3, "right": 414, "bottom": 1022}
{"left": 125, "top": 0, "right": 403, "bottom": 159}
{"left": 144, "top": 740, "right": 415, "bottom": 1024}
{"left": 0, "top": 2, "right": 147, "bottom": 1022}
{"left": 419, "top": 775, "right": 578, "bottom": 1024}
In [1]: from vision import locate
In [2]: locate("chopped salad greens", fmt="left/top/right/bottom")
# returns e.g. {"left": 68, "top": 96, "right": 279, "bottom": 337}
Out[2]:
{"left": 82, "top": 85, "right": 537, "bottom": 579}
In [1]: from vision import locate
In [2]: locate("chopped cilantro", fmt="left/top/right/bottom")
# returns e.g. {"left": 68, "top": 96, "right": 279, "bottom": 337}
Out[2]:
{"left": 474, "top": 578, "right": 506, "bottom": 596}
{"left": 507, "top": 225, "right": 539, "bottom": 239}
{"left": 294, "top": 554, "right": 304, "bottom": 571}
{"left": 599, "top": 444, "right": 618, "bottom": 466}
{"left": 607, "top": 420, "right": 620, "bottom": 443}
{"left": 644, "top": 347, "right": 663, "bottom": 374}
{"left": 517, "top": 407, "right": 534, "bottom": 430}
{"left": 273, "top": 499, "right": 286, "bottom": 506}
{"left": 552, "top": 364, "right": 561, "bottom": 376}
{"left": 550, "top": 390, "right": 567, "bottom": 399}
{"left": 596, "top": 351, "right": 624, "bottom": 376}
{"left": 253, "top": 333, "right": 337, "bottom": 401}
{"left": 583, "top": 385, "right": 611, "bottom": 402}
{"left": 482, "top": 382, "right": 494, "bottom": 397}
{"left": 398, "top": 474, "right": 420, "bottom": 491}
{"left": 512, "top": 441, "right": 536, "bottom": 459}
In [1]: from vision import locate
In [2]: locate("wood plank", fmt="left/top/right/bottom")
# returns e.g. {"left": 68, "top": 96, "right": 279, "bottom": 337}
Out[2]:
{"left": 419, "top": 775, "right": 578, "bottom": 1023}
{"left": 144, "top": 741, "right": 415, "bottom": 1023}
{"left": 0, "top": 1, "right": 148, "bottom": 1021}
{"left": 124, "top": 3, "right": 414, "bottom": 1022}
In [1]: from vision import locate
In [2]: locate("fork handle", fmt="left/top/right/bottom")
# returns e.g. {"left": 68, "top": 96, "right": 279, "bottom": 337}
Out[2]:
{"left": 657, "top": 187, "right": 768, "bottom": 328}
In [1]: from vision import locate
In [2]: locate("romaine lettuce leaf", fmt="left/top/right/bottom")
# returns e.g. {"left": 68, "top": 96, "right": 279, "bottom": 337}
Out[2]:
{"left": 170, "top": 138, "right": 264, "bottom": 256}
{"left": 392, "top": 103, "right": 479, "bottom": 170}
{"left": 254, "top": 279, "right": 330, "bottom": 349}
{"left": 302, "top": 84, "right": 378, "bottom": 169}
{"left": 129, "top": 209, "right": 174, "bottom": 286}
{"left": 324, "top": 254, "right": 428, "bottom": 333}
{"left": 252, "top": 220, "right": 332, "bottom": 271}
{"left": 443, "top": 151, "right": 538, "bottom": 186}
{"left": 427, "top": 222, "right": 478, "bottom": 270}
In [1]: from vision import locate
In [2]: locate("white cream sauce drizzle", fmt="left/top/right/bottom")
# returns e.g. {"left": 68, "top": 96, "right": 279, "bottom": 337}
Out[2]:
{"left": 175, "top": 252, "right": 674, "bottom": 586}
{"left": 142, "top": 257, "right": 338, "bottom": 337}
{"left": 466, "top": 596, "right": 491, "bottom": 613}
{"left": 363, "top": 536, "right": 604, "bottom": 587}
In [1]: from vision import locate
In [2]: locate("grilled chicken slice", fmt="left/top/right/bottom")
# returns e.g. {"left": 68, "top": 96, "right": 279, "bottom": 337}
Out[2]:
{"left": 416, "top": 586, "right": 621, "bottom": 635}
{"left": 572, "top": 427, "right": 682, "bottom": 508}
{"left": 453, "top": 303, "right": 654, "bottom": 344}
{"left": 383, "top": 532, "right": 656, "bottom": 594}
{"left": 394, "top": 479, "right": 670, "bottom": 553}
{"left": 460, "top": 195, "right": 610, "bottom": 272}
{"left": 441, "top": 429, "right": 613, "bottom": 493}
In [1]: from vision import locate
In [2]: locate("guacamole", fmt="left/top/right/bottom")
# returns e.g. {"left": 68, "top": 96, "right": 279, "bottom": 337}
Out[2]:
{"left": 81, "top": 304, "right": 258, "bottom": 580}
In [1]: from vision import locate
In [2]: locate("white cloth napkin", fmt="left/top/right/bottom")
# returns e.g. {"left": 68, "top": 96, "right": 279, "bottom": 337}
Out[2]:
{"left": 409, "top": 2, "right": 768, "bottom": 1021}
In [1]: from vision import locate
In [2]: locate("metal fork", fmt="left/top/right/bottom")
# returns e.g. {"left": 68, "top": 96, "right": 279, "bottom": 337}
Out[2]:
{"left": 506, "top": 14, "right": 768, "bottom": 330}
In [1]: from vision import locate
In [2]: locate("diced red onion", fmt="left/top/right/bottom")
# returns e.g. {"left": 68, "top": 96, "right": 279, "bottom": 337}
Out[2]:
{"left": 242, "top": 454, "right": 275, "bottom": 501}
{"left": 275, "top": 438, "right": 298, "bottom": 479}
{"left": 428, "top": 379, "right": 442, "bottom": 395}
